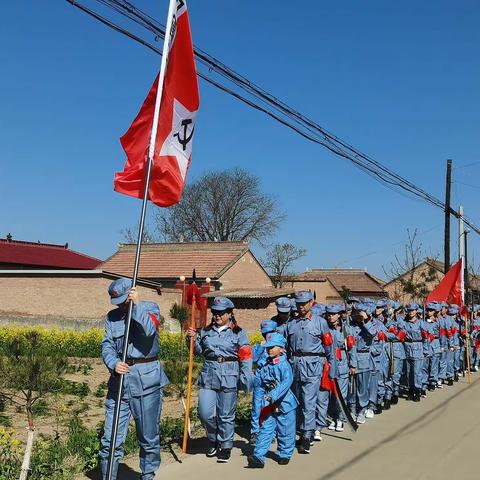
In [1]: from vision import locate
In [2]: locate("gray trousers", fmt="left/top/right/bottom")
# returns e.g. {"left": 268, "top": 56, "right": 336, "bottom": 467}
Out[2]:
{"left": 100, "top": 388, "right": 163, "bottom": 480}
{"left": 198, "top": 387, "right": 237, "bottom": 449}
{"left": 348, "top": 370, "right": 371, "bottom": 416}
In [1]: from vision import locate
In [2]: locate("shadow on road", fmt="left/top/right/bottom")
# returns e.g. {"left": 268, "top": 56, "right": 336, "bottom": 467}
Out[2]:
{"left": 317, "top": 377, "right": 480, "bottom": 480}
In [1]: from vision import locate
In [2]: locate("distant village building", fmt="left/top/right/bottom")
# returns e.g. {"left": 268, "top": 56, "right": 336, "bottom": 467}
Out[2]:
{"left": 0, "top": 239, "right": 291, "bottom": 332}
{"left": 102, "top": 241, "right": 292, "bottom": 331}
{"left": 384, "top": 258, "right": 480, "bottom": 304}
{"left": 288, "top": 268, "right": 386, "bottom": 303}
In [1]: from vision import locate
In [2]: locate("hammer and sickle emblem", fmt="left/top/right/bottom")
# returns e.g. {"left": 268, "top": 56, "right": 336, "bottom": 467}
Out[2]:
{"left": 174, "top": 118, "right": 195, "bottom": 151}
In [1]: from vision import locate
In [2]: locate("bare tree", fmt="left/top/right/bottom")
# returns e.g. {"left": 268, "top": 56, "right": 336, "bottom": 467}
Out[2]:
{"left": 383, "top": 229, "right": 439, "bottom": 303}
{"left": 263, "top": 243, "right": 306, "bottom": 288}
{"left": 120, "top": 221, "right": 159, "bottom": 244}
{"left": 153, "top": 168, "right": 285, "bottom": 246}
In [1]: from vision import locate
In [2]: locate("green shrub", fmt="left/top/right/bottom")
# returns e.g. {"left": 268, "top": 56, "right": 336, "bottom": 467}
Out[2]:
{"left": 0, "top": 427, "right": 21, "bottom": 479}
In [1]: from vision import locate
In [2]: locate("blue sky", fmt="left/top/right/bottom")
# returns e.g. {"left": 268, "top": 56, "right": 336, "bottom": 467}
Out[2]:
{"left": 1, "top": 0, "right": 480, "bottom": 279}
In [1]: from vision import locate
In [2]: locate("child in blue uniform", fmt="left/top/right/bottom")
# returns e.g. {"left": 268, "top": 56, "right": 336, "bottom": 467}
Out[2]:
{"left": 247, "top": 333, "right": 298, "bottom": 468}
{"left": 250, "top": 319, "right": 278, "bottom": 445}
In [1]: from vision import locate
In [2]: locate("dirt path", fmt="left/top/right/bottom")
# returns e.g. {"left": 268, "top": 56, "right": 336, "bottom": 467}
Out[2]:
{"left": 78, "top": 373, "right": 480, "bottom": 480}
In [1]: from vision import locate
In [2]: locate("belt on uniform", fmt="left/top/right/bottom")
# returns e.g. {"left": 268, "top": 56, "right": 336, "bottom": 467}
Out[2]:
{"left": 292, "top": 352, "right": 326, "bottom": 357}
{"left": 125, "top": 357, "right": 157, "bottom": 366}
{"left": 357, "top": 348, "right": 370, "bottom": 353}
{"left": 205, "top": 356, "right": 238, "bottom": 363}
{"left": 405, "top": 340, "right": 423, "bottom": 343}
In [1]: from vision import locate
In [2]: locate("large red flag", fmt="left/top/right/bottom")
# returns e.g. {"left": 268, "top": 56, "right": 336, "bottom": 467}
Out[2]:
{"left": 425, "top": 258, "right": 464, "bottom": 307}
{"left": 114, "top": 0, "right": 200, "bottom": 207}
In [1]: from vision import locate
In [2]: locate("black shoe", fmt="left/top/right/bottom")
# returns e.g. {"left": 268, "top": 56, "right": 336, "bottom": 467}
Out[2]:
{"left": 454, "top": 374, "right": 459, "bottom": 382}
{"left": 447, "top": 378, "right": 454, "bottom": 386}
{"left": 217, "top": 448, "right": 231, "bottom": 463}
{"left": 413, "top": 390, "right": 421, "bottom": 402}
{"left": 428, "top": 384, "right": 435, "bottom": 391}
{"left": 247, "top": 455, "right": 264, "bottom": 468}
{"left": 407, "top": 389, "right": 414, "bottom": 401}
{"left": 298, "top": 436, "right": 310, "bottom": 454}
{"left": 376, "top": 404, "right": 383, "bottom": 414}
{"left": 278, "top": 457, "right": 290, "bottom": 465}
{"left": 421, "top": 389, "right": 427, "bottom": 397}
{"left": 383, "top": 399, "right": 391, "bottom": 410}
{"left": 206, "top": 442, "right": 217, "bottom": 457}
{"left": 391, "top": 395, "right": 399, "bottom": 405}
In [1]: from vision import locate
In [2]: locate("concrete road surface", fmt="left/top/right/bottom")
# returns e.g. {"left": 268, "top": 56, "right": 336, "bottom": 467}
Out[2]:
{"left": 80, "top": 373, "right": 480, "bottom": 480}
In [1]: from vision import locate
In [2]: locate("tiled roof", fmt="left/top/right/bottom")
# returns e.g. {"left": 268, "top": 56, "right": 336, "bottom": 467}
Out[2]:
{"left": 101, "top": 241, "right": 250, "bottom": 279}
{"left": 294, "top": 269, "right": 385, "bottom": 294}
{"left": 0, "top": 239, "right": 101, "bottom": 269}
{"left": 203, "top": 287, "right": 294, "bottom": 299}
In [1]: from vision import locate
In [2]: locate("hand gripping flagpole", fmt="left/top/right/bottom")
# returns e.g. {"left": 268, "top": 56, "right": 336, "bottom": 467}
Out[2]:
{"left": 105, "top": 1, "right": 177, "bottom": 478}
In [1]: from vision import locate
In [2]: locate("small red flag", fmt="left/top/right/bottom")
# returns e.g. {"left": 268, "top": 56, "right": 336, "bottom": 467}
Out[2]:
{"left": 114, "top": 1, "right": 200, "bottom": 207}
{"left": 425, "top": 258, "right": 464, "bottom": 307}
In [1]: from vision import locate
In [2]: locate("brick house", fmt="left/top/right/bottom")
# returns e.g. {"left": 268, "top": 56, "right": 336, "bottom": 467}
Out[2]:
{"left": 383, "top": 258, "right": 480, "bottom": 304}
{"left": 288, "top": 268, "right": 387, "bottom": 303}
{"left": 101, "top": 241, "right": 292, "bottom": 331}
{"left": 0, "top": 238, "right": 175, "bottom": 329}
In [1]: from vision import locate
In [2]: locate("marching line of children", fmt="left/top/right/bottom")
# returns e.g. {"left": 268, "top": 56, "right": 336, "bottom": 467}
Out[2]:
{"left": 187, "top": 292, "right": 480, "bottom": 469}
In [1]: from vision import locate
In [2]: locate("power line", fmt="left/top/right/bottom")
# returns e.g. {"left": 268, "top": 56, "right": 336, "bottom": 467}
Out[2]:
{"left": 63, "top": 0, "right": 480, "bottom": 237}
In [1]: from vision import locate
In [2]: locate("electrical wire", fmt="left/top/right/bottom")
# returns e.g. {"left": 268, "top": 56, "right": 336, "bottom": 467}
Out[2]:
{"left": 62, "top": 0, "right": 480, "bottom": 236}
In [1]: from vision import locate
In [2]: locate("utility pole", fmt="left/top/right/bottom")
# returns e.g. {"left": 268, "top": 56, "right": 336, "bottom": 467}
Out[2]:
{"left": 464, "top": 229, "right": 470, "bottom": 305}
{"left": 444, "top": 159, "right": 452, "bottom": 273}
{"left": 459, "top": 205, "right": 465, "bottom": 261}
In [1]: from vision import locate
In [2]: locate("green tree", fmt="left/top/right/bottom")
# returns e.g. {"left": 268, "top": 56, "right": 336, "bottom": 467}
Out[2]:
{"left": 0, "top": 330, "right": 68, "bottom": 479}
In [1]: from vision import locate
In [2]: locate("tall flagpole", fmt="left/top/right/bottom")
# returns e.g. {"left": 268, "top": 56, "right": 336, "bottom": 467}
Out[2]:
{"left": 106, "top": 1, "right": 177, "bottom": 478}
{"left": 182, "top": 294, "right": 196, "bottom": 453}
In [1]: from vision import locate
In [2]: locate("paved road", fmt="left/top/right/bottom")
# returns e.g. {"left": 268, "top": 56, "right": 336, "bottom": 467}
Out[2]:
{"left": 80, "top": 373, "right": 480, "bottom": 480}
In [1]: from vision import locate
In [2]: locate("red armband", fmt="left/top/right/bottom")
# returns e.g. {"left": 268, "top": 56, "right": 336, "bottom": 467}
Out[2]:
{"left": 474, "top": 326, "right": 479, "bottom": 331}
{"left": 421, "top": 330, "right": 430, "bottom": 340}
{"left": 475, "top": 339, "right": 480, "bottom": 354}
{"left": 377, "top": 331, "right": 387, "bottom": 342}
{"left": 149, "top": 313, "right": 159, "bottom": 329}
{"left": 238, "top": 345, "right": 253, "bottom": 361}
{"left": 335, "top": 347, "right": 342, "bottom": 360}
{"left": 460, "top": 328, "right": 466, "bottom": 336}
{"left": 346, "top": 335, "right": 355, "bottom": 350}
{"left": 388, "top": 326, "right": 398, "bottom": 335}
{"left": 446, "top": 328, "right": 453, "bottom": 338}
{"left": 397, "top": 331, "right": 407, "bottom": 342}
{"left": 439, "top": 327, "right": 447, "bottom": 337}
{"left": 429, "top": 334, "right": 435, "bottom": 342}
{"left": 322, "top": 331, "right": 333, "bottom": 347}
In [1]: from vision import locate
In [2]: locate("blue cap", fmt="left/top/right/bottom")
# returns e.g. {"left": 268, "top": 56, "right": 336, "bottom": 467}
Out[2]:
{"left": 352, "top": 302, "right": 374, "bottom": 315}
{"left": 376, "top": 299, "right": 387, "bottom": 308}
{"left": 295, "top": 290, "right": 313, "bottom": 303}
{"left": 440, "top": 302, "right": 449, "bottom": 308}
{"left": 426, "top": 302, "right": 440, "bottom": 311}
{"left": 263, "top": 332, "right": 287, "bottom": 348}
{"left": 347, "top": 296, "right": 360, "bottom": 303}
{"left": 275, "top": 297, "right": 292, "bottom": 313}
{"left": 392, "top": 301, "right": 403, "bottom": 310}
{"left": 325, "top": 304, "right": 343, "bottom": 314}
{"left": 311, "top": 303, "right": 326, "bottom": 315}
{"left": 448, "top": 304, "right": 459, "bottom": 315}
{"left": 211, "top": 297, "right": 234, "bottom": 311}
{"left": 260, "top": 319, "right": 278, "bottom": 334}
{"left": 290, "top": 300, "right": 298, "bottom": 311}
{"left": 406, "top": 303, "right": 419, "bottom": 311}
{"left": 108, "top": 278, "right": 132, "bottom": 305}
